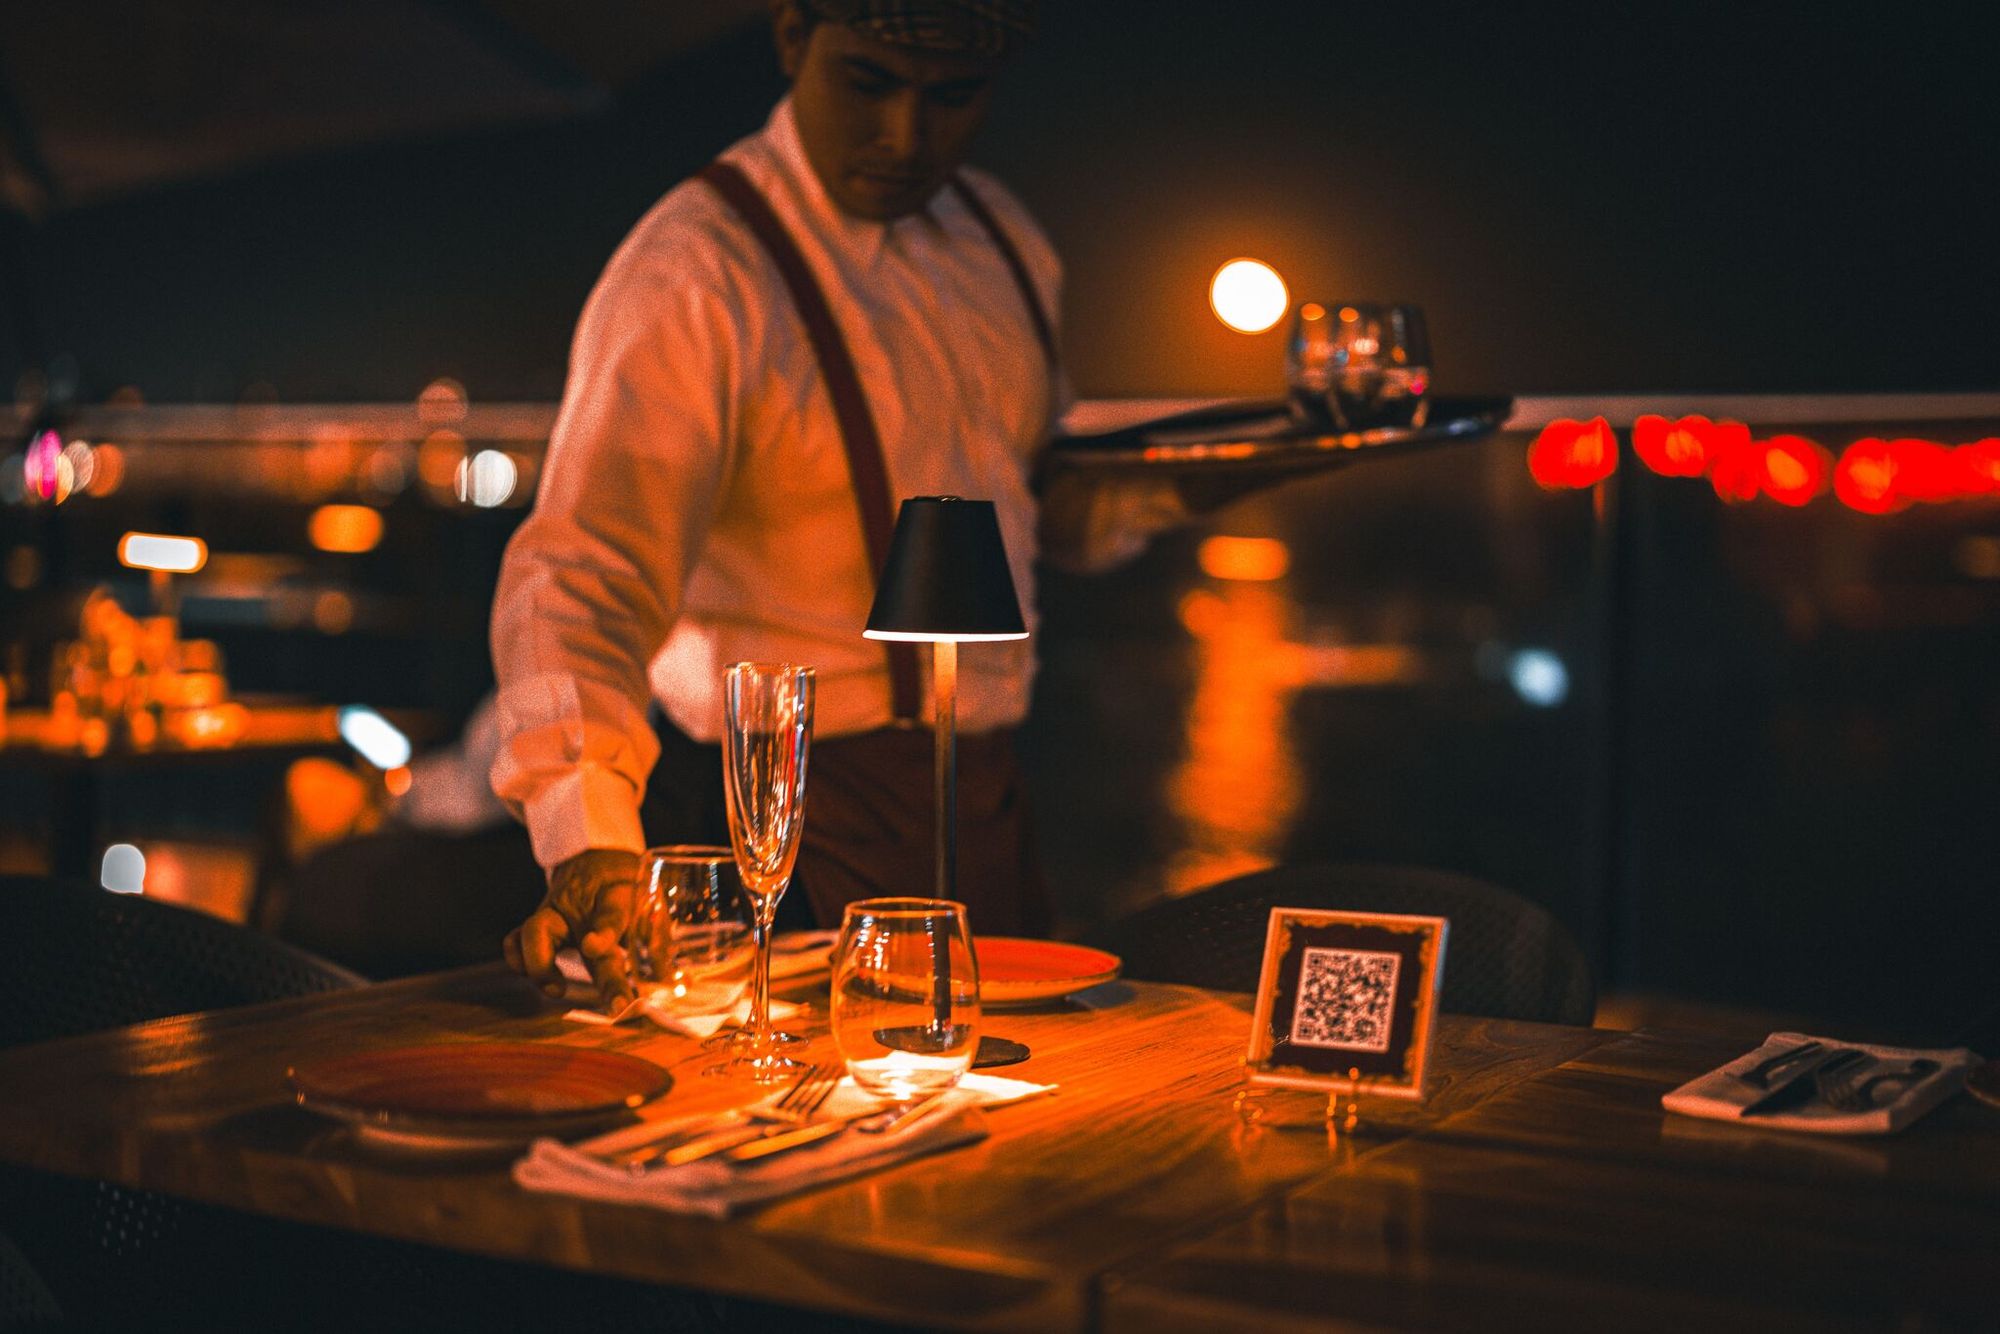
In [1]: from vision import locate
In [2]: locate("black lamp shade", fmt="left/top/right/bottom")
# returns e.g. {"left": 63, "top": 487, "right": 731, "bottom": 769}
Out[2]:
{"left": 864, "top": 496, "right": 1028, "bottom": 641}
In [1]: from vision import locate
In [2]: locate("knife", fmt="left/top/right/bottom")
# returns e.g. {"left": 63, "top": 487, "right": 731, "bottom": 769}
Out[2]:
{"left": 1739, "top": 1047, "right": 1869, "bottom": 1117}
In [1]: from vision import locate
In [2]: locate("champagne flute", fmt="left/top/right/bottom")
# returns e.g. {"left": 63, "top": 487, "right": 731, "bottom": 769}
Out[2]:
{"left": 718, "top": 661, "right": 814, "bottom": 1081}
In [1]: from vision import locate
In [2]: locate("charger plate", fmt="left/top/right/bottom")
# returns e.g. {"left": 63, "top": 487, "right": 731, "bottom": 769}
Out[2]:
{"left": 976, "top": 938, "right": 1122, "bottom": 1008}
{"left": 290, "top": 1041, "right": 671, "bottom": 1148}
{"left": 1046, "top": 394, "right": 1513, "bottom": 475}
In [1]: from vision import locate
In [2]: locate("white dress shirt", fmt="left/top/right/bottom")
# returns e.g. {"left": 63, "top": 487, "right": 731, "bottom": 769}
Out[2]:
{"left": 491, "top": 96, "right": 1181, "bottom": 870}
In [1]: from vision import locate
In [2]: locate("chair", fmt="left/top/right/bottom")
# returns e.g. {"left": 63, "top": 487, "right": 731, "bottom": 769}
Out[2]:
{"left": 1091, "top": 863, "right": 1596, "bottom": 1026}
{"left": 0, "top": 875, "right": 366, "bottom": 1329}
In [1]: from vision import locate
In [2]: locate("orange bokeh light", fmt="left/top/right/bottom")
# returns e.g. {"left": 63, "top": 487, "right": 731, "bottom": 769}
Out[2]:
{"left": 307, "top": 504, "right": 385, "bottom": 554}
{"left": 1758, "top": 434, "right": 1831, "bottom": 507}
{"left": 1198, "top": 535, "right": 1291, "bottom": 582}
{"left": 1834, "top": 438, "right": 1904, "bottom": 514}
{"left": 1632, "top": 414, "right": 1714, "bottom": 477}
{"left": 1208, "top": 259, "right": 1289, "bottom": 334}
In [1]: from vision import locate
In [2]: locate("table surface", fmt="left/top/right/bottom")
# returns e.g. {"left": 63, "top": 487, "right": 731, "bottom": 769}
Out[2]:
{"left": 0, "top": 964, "right": 1989, "bottom": 1331}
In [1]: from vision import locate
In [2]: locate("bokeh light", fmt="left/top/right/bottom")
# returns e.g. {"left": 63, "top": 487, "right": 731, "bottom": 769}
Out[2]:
{"left": 101, "top": 843, "right": 146, "bottom": 893}
{"left": 1198, "top": 535, "right": 1291, "bottom": 582}
{"left": 308, "top": 504, "right": 385, "bottom": 554}
{"left": 455, "top": 449, "right": 518, "bottom": 507}
{"left": 118, "top": 532, "right": 208, "bottom": 573}
{"left": 1209, "top": 259, "right": 1289, "bottom": 334}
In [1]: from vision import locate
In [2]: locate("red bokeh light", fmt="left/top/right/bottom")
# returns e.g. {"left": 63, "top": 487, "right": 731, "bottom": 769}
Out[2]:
{"left": 1527, "top": 417, "right": 1617, "bottom": 490}
{"left": 1834, "top": 438, "right": 1904, "bottom": 514}
{"left": 1758, "top": 434, "right": 1831, "bottom": 507}
{"left": 1633, "top": 414, "right": 1713, "bottom": 477}
{"left": 1705, "top": 421, "right": 1759, "bottom": 503}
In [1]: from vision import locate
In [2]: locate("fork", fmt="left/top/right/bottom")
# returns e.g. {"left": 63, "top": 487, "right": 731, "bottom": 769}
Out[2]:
{"left": 611, "top": 1063, "right": 840, "bottom": 1169}
{"left": 1736, "top": 1040, "right": 1824, "bottom": 1089}
{"left": 1816, "top": 1057, "right": 1940, "bottom": 1113}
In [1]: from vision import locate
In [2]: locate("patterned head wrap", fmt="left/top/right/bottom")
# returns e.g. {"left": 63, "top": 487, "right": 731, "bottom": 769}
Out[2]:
{"left": 800, "top": 0, "right": 1036, "bottom": 57}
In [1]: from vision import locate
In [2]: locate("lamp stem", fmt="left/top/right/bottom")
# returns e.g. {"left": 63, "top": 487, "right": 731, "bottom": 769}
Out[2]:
{"left": 931, "top": 638, "right": 958, "bottom": 1040}
{"left": 933, "top": 639, "right": 957, "bottom": 900}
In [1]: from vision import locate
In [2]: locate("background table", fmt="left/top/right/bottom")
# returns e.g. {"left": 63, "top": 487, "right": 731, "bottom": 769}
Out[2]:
{"left": 0, "top": 964, "right": 1608, "bottom": 1331}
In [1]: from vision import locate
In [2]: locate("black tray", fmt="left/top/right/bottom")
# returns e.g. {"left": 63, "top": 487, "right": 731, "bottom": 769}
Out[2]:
{"left": 1046, "top": 394, "right": 1514, "bottom": 475}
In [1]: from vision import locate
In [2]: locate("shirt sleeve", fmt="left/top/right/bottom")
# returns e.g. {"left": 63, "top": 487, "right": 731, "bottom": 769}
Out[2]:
{"left": 489, "top": 218, "right": 744, "bottom": 870}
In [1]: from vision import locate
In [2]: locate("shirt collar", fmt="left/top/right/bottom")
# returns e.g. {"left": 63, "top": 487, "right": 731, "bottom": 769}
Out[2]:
{"left": 763, "top": 96, "right": 962, "bottom": 265}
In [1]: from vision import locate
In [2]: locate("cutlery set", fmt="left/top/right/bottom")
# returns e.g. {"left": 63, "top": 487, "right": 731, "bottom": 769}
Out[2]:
{"left": 1735, "top": 1041, "right": 1938, "bottom": 1116}
{"left": 594, "top": 1064, "right": 953, "bottom": 1170}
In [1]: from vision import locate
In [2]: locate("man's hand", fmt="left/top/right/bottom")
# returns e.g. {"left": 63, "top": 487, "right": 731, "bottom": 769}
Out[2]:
{"left": 503, "top": 848, "right": 641, "bottom": 1005}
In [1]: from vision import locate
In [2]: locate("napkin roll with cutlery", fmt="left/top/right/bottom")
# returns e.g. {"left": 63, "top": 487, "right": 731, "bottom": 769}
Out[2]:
{"left": 1662, "top": 1031, "right": 1977, "bottom": 1135}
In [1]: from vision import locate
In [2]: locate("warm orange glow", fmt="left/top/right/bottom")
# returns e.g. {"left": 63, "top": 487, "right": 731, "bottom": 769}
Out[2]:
{"left": 307, "top": 504, "right": 385, "bottom": 553}
{"left": 85, "top": 443, "right": 126, "bottom": 496}
{"left": 118, "top": 532, "right": 207, "bottom": 573}
{"left": 312, "top": 591, "right": 356, "bottom": 634}
{"left": 417, "top": 429, "right": 467, "bottom": 491}
{"left": 1526, "top": 418, "right": 1617, "bottom": 489}
{"left": 417, "top": 377, "right": 469, "bottom": 425}
{"left": 384, "top": 765, "right": 413, "bottom": 798}
{"left": 1632, "top": 414, "right": 1713, "bottom": 477}
{"left": 1209, "top": 259, "right": 1289, "bottom": 334}
{"left": 1198, "top": 535, "right": 1292, "bottom": 582}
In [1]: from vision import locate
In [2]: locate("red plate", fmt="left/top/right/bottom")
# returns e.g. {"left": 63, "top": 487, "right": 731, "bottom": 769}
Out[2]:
{"left": 289, "top": 1041, "right": 671, "bottom": 1145}
{"left": 975, "top": 938, "right": 1122, "bottom": 1008}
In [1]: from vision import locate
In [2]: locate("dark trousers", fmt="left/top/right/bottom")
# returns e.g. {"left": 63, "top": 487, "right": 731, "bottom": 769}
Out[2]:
{"left": 279, "top": 718, "right": 1046, "bottom": 976}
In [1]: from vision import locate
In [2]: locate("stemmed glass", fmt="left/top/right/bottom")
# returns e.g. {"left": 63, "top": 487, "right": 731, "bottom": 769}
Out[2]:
{"left": 718, "top": 661, "right": 815, "bottom": 1081}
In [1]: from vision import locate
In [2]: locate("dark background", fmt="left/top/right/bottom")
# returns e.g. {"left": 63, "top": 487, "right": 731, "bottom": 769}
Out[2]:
{"left": 6, "top": 3, "right": 1999, "bottom": 400}
{"left": 4, "top": 3, "right": 1998, "bottom": 1036}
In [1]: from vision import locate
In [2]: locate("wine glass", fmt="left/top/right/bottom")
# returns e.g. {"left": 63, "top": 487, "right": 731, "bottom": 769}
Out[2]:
{"left": 625, "top": 845, "right": 752, "bottom": 1017}
{"left": 719, "top": 661, "right": 815, "bottom": 1081}
{"left": 1286, "top": 302, "right": 1432, "bottom": 431}
{"left": 831, "top": 898, "right": 980, "bottom": 1101}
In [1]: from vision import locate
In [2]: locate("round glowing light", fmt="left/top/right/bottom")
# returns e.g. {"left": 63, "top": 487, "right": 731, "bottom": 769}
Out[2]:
{"left": 1508, "top": 648, "right": 1570, "bottom": 708}
{"left": 1209, "top": 259, "right": 1289, "bottom": 334}
{"left": 118, "top": 532, "right": 207, "bottom": 573}
{"left": 308, "top": 504, "right": 385, "bottom": 554}
{"left": 1198, "top": 535, "right": 1292, "bottom": 582}
{"left": 455, "top": 449, "right": 518, "bottom": 508}
{"left": 338, "top": 705, "right": 413, "bottom": 771}
{"left": 101, "top": 843, "right": 146, "bottom": 893}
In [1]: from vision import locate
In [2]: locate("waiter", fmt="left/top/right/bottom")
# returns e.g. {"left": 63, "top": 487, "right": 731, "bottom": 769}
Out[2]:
{"left": 493, "top": 0, "right": 1187, "bottom": 1004}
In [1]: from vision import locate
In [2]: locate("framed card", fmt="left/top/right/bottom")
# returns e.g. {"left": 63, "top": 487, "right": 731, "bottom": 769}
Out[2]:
{"left": 1244, "top": 908, "right": 1449, "bottom": 1100}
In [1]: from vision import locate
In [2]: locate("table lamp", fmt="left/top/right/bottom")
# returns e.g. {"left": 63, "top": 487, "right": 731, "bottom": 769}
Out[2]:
{"left": 864, "top": 496, "right": 1028, "bottom": 904}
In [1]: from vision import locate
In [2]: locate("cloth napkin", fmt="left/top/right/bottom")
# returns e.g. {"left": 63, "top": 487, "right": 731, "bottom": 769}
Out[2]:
{"left": 1661, "top": 1031, "right": 1977, "bottom": 1135}
{"left": 514, "top": 1073, "right": 1054, "bottom": 1218}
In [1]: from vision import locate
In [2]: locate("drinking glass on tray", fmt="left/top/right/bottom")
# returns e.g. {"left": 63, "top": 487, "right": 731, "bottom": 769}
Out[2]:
{"left": 1287, "top": 301, "right": 1432, "bottom": 431}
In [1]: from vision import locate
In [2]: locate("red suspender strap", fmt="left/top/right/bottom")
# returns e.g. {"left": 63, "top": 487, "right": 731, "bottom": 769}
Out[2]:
{"left": 947, "top": 175, "right": 1057, "bottom": 369}
{"left": 696, "top": 160, "right": 924, "bottom": 724}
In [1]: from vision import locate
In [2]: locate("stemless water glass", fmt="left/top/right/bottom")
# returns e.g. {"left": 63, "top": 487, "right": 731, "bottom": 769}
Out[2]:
{"left": 719, "top": 661, "right": 815, "bottom": 1081}
{"left": 831, "top": 898, "right": 980, "bottom": 1101}
{"left": 625, "top": 845, "right": 752, "bottom": 1017}
{"left": 1286, "top": 302, "right": 1432, "bottom": 431}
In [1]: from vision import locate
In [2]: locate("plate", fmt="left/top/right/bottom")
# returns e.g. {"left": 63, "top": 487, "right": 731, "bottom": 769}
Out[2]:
{"left": 1046, "top": 395, "right": 1514, "bottom": 475}
{"left": 975, "top": 938, "right": 1122, "bottom": 1008}
{"left": 289, "top": 1041, "right": 672, "bottom": 1146}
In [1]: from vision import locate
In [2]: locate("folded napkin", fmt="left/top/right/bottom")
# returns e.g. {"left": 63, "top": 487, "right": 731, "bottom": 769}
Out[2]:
{"left": 1662, "top": 1031, "right": 1977, "bottom": 1135}
{"left": 515, "top": 1073, "right": 1053, "bottom": 1218}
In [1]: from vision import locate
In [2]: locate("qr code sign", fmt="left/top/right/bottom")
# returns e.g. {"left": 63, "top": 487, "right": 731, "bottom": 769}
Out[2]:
{"left": 1287, "top": 947, "right": 1401, "bottom": 1052}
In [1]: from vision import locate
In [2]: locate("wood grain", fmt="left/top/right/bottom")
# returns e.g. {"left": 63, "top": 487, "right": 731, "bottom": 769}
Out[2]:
{"left": 1102, "top": 1029, "right": 2000, "bottom": 1332}
{"left": 0, "top": 966, "right": 1605, "bottom": 1332}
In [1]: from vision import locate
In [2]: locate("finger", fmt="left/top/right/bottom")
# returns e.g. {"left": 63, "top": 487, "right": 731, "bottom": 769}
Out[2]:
{"left": 580, "top": 879, "right": 637, "bottom": 1003}
{"left": 516, "top": 905, "right": 571, "bottom": 997}
{"left": 502, "top": 926, "right": 523, "bottom": 974}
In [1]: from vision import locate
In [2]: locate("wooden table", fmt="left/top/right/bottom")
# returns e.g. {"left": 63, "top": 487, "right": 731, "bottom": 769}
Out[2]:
{"left": 0, "top": 964, "right": 1607, "bottom": 1331}
{"left": 1102, "top": 1030, "right": 2000, "bottom": 1332}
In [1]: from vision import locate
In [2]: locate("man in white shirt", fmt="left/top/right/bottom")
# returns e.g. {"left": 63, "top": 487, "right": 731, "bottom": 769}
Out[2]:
{"left": 493, "top": 0, "right": 1185, "bottom": 1003}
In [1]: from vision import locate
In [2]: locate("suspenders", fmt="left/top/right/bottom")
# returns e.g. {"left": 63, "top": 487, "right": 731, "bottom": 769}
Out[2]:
{"left": 695, "top": 160, "right": 1055, "bottom": 725}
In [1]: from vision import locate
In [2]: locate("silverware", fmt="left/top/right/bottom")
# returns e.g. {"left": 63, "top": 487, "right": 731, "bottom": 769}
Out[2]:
{"left": 1740, "top": 1047, "right": 1868, "bottom": 1117}
{"left": 1817, "top": 1057, "right": 1940, "bottom": 1112}
{"left": 1736, "top": 1039, "right": 1824, "bottom": 1089}
{"left": 608, "top": 1062, "right": 840, "bottom": 1169}
{"left": 726, "top": 1086, "right": 966, "bottom": 1163}
{"left": 857, "top": 1088, "right": 955, "bottom": 1136}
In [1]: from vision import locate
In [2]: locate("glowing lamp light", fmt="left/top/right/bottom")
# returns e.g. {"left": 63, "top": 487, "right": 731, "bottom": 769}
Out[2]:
{"left": 1198, "top": 535, "right": 1291, "bottom": 582}
{"left": 1834, "top": 438, "right": 1904, "bottom": 515}
{"left": 337, "top": 705, "right": 413, "bottom": 771}
{"left": 1508, "top": 648, "right": 1570, "bottom": 708}
{"left": 1209, "top": 259, "right": 1289, "bottom": 334}
{"left": 1705, "top": 422, "right": 1760, "bottom": 503}
{"left": 117, "top": 532, "right": 208, "bottom": 573}
{"left": 308, "top": 504, "right": 385, "bottom": 553}
{"left": 1526, "top": 418, "right": 1617, "bottom": 490}
{"left": 101, "top": 843, "right": 146, "bottom": 894}
{"left": 1885, "top": 438, "right": 1959, "bottom": 503}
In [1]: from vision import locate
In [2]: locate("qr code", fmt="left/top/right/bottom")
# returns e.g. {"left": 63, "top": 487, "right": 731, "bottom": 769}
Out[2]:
{"left": 1287, "top": 947, "right": 1401, "bottom": 1052}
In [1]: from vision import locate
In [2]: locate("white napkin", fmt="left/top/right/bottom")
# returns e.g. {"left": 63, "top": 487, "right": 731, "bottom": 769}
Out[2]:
{"left": 514, "top": 1073, "right": 1054, "bottom": 1218}
{"left": 1661, "top": 1031, "right": 1977, "bottom": 1135}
